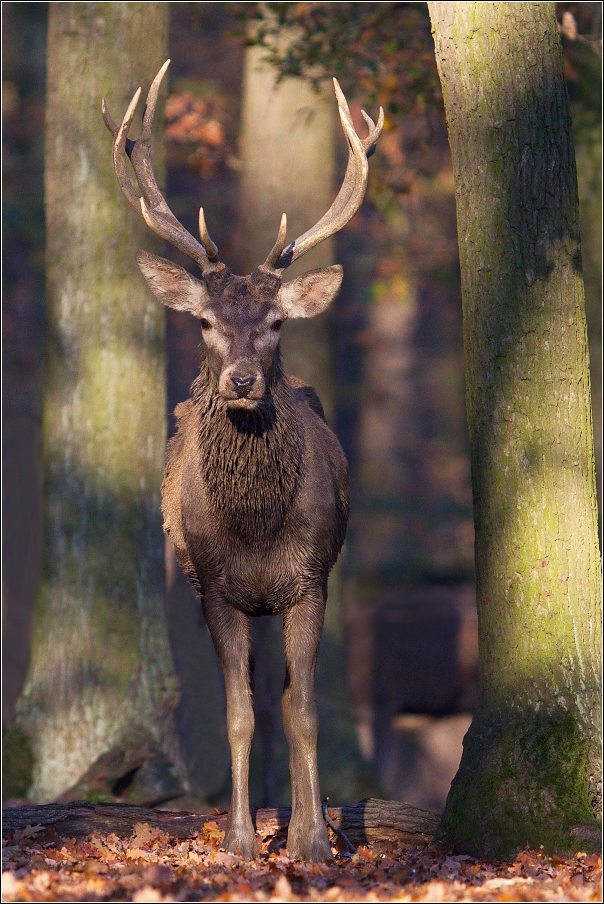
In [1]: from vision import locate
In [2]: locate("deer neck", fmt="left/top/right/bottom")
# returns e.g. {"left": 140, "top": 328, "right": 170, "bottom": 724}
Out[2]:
{"left": 192, "top": 358, "right": 303, "bottom": 538}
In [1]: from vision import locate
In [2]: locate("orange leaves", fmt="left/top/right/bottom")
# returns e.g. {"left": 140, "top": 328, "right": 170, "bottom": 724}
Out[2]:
{"left": 10, "top": 824, "right": 44, "bottom": 844}
{"left": 1, "top": 822, "right": 602, "bottom": 902}
{"left": 164, "top": 85, "right": 234, "bottom": 179}
{"left": 201, "top": 818, "right": 226, "bottom": 848}
{"left": 165, "top": 93, "right": 224, "bottom": 148}
{"left": 128, "top": 822, "right": 169, "bottom": 850}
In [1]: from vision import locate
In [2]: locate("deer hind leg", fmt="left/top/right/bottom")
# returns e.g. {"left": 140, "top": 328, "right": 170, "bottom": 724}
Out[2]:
{"left": 282, "top": 594, "right": 332, "bottom": 862}
{"left": 204, "top": 598, "right": 257, "bottom": 859}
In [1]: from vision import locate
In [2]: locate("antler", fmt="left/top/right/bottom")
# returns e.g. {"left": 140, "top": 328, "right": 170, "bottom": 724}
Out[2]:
{"left": 102, "top": 59, "right": 223, "bottom": 275}
{"left": 264, "top": 79, "right": 383, "bottom": 272}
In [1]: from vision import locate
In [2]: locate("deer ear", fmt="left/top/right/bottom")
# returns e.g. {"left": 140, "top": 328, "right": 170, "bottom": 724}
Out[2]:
{"left": 136, "top": 251, "right": 210, "bottom": 316}
{"left": 277, "top": 265, "right": 343, "bottom": 318}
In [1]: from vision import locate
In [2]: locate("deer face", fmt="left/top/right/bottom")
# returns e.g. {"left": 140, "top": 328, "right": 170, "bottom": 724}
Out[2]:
{"left": 136, "top": 252, "right": 343, "bottom": 409}
{"left": 104, "top": 62, "right": 381, "bottom": 409}
{"left": 198, "top": 270, "right": 284, "bottom": 410}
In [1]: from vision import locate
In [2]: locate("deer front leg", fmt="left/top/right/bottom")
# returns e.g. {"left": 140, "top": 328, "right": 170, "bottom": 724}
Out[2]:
{"left": 252, "top": 618, "right": 279, "bottom": 807}
{"left": 282, "top": 595, "right": 332, "bottom": 862}
{"left": 204, "top": 599, "right": 258, "bottom": 859}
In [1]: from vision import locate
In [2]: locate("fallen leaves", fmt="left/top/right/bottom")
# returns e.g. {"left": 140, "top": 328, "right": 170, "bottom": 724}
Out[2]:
{"left": 202, "top": 820, "right": 226, "bottom": 848}
{"left": 10, "top": 825, "right": 44, "bottom": 844}
{"left": 1, "top": 817, "right": 601, "bottom": 902}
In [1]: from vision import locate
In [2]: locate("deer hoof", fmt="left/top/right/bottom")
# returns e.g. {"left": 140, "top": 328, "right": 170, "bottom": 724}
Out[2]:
{"left": 223, "top": 825, "right": 258, "bottom": 860}
{"left": 287, "top": 821, "right": 333, "bottom": 863}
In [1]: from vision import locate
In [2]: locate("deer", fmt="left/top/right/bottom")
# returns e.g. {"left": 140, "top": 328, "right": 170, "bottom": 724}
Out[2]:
{"left": 102, "top": 59, "right": 382, "bottom": 863}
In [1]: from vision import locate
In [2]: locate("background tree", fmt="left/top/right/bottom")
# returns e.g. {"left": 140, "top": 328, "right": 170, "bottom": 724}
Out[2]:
{"left": 428, "top": 1, "right": 601, "bottom": 857}
{"left": 236, "top": 26, "right": 368, "bottom": 806}
{"left": 238, "top": 31, "right": 336, "bottom": 417}
{"left": 13, "top": 1, "right": 186, "bottom": 804}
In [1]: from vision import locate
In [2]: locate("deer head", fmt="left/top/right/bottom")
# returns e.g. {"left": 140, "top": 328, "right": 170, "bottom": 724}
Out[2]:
{"left": 102, "top": 60, "right": 382, "bottom": 409}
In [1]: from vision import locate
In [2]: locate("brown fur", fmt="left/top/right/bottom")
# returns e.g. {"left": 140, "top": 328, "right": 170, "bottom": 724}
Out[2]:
{"left": 145, "top": 258, "right": 349, "bottom": 862}
{"left": 104, "top": 61, "right": 380, "bottom": 862}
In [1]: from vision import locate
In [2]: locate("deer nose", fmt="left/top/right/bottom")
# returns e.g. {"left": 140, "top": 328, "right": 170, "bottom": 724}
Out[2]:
{"left": 230, "top": 373, "right": 257, "bottom": 395}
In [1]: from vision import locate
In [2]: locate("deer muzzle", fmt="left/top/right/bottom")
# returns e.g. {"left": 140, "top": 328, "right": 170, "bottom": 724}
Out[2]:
{"left": 219, "top": 362, "right": 265, "bottom": 409}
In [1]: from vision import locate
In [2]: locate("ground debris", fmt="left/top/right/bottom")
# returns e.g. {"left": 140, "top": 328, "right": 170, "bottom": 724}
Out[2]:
{"left": 1, "top": 816, "right": 601, "bottom": 902}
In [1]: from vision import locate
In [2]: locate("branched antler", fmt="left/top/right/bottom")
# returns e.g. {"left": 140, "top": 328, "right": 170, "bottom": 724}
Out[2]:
{"left": 104, "top": 63, "right": 381, "bottom": 276}
{"left": 265, "top": 79, "right": 383, "bottom": 271}
{"left": 102, "top": 59, "right": 224, "bottom": 274}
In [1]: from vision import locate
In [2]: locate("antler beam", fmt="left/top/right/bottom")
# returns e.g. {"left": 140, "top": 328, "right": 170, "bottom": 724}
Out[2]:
{"left": 265, "top": 79, "right": 383, "bottom": 272}
{"left": 102, "top": 60, "right": 223, "bottom": 275}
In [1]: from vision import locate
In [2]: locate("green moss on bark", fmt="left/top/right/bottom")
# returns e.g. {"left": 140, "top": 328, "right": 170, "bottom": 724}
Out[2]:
{"left": 428, "top": 1, "right": 602, "bottom": 856}
{"left": 2, "top": 726, "right": 35, "bottom": 799}
{"left": 439, "top": 710, "right": 600, "bottom": 858}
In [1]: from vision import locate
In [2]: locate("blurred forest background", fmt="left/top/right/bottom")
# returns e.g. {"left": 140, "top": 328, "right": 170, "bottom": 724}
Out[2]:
{"left": 3, "top": 1, "right": 601, "bottom": 812}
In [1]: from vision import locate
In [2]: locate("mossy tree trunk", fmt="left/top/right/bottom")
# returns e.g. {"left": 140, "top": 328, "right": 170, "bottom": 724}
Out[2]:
{"left": 15, "top": 2, "right": 185, "bottom": 804}
{"left": 427, "top": 2, "right": 601, "bottom": 858}
{"left": 566, "top": 32, "right": 602, "bottom": 520}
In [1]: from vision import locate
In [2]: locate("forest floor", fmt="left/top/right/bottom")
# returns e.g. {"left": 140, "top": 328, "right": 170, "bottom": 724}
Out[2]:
{"left": 2, "top": 813, "right": 601, "bottom": 903}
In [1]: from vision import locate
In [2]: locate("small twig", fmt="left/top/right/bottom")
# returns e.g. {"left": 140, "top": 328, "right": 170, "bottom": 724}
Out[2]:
{"left": 322, "top": 799, "right": 355, "bottom": 853}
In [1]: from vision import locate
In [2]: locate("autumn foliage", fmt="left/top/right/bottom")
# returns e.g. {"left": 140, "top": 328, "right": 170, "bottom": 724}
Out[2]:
{"left": 2, "top": 815, "right": 602, "bottom": 902}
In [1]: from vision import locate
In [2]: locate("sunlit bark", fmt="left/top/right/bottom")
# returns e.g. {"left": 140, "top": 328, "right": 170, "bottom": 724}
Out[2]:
{"left": 428, "top": 1, "right": 601, "bottom": 857}
{"left": 15, "top": 1, "right": 185, "bottom": 803}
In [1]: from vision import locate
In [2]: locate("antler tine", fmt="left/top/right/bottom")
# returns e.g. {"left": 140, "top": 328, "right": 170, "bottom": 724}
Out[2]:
{"left": 102, "top": 88, "right": 145, "bottom": 216}
{"left": 102, "top": 60, "right": 223, "bottom": 274}
{"left": 273, "top": 79, "right": 383, "bottom": 271}
{"left": 361, "top": 108, "right": 384, "bottom": 156}
{"left": 262, "top": 213, "right": 288, "bottom": 270}
{"left": 129, "top": 59, "right": 176, "bottom": 216}
{"left": 199, "top": 208, "right": 219, "bottom": 262}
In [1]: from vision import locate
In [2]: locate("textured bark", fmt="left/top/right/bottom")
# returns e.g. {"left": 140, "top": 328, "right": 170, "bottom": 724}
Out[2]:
{"left": 428, "top": 2, "right": 602, "bottom": 858}
{"left": 2, "top": 799, "right": 439, "bottom": 847}
{"left": 577, "top": 123, "right": 602, "bottom": 515}
{"left": 14, "top": 2, "right": 184, "bottom": 803}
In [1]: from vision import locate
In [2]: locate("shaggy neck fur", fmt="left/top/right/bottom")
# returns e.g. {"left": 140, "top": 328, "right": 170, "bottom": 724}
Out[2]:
{"left": 192, "top": 354, "right": 303, "bottom": 540}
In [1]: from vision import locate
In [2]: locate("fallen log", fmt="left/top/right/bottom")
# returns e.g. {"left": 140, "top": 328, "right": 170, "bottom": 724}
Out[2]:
{"left": 2, "top": 798, "right": 439, "bottom": 848}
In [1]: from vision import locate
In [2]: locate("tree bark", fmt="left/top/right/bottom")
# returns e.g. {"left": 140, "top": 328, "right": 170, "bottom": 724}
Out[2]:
{"left": 567, "top": 35, "right": 602, "bottom": 521}
{"left": 428, "top": 2, "right": 601, "bottom": 858}
{"left": 14, "top": 2, "right": 185, "bottom": 803}
{"left": 2, "top": 799, "right": 439, "bottom": 847}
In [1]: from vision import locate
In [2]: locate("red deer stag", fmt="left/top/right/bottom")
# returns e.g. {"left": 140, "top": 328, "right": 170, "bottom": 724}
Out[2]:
{"left": 102, "top": 60, "right": 382, "bottom": 862}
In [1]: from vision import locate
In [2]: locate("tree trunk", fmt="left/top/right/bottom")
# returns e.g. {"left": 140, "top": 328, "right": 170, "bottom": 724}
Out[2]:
{"left": 14, "top": 2, "right": 185, "bottom": 804}
{"left": 567, "top": 33, "right": 602, "bottom": 523}
{"left": 428, "top": 2, "right": 601, "bottom": 858}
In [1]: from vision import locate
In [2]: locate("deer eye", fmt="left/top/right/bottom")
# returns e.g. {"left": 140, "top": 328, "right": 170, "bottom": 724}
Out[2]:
{"left": 271, "top": 319, "right": 283, "bottom": 332}
{"left": 200, "top": 318, "right": 212, "bottom": 331}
